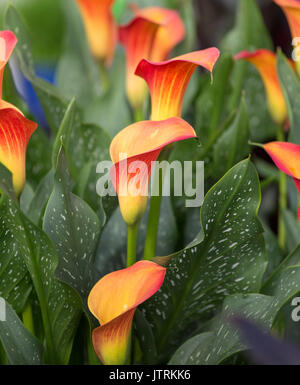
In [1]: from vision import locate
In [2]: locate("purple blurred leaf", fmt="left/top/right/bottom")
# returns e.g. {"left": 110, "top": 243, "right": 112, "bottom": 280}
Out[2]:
{"left": 233, "top": 317, "right": 300, "bottom": 365}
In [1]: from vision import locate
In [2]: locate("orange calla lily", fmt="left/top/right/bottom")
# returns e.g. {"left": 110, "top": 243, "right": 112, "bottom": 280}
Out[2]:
{"left": 0, "top": 30, "right": 17, "bottom": 95}
{"left": 110, "top": 118, "right": 197, "bottom": 226}
{"left": 0, "top": 108, "right": 37, "bottom": 195}
{"left": 119, "top": 7, "right": 185, "bottom": 110}
{"left": 263, "top": 141, "right": 300, "bottom": 221}
{"left": 135, "top": 48, "right": 220, "bottom": 120}
{"left": 0, "top": 30, "right": 37, "bottom": 195}
{"left": 273, "top": 0, "right": 300, "bottom": 76}
{"left": 75, "top": 0, "right": 117, "bottom": 66}
{"left": 88, "top": 260, "right": 166, "bottom": 365}
{"left": 0, "top": 30, "right": 18, "bottom": 109}
{"left": 119, "top": 16, "right": 161, "bottom": 110}
{"left": 130, "top": 4, "right": 185, "bottom": 62}
{"left": 234, "top": 49, "right": 291, "bottom": 125}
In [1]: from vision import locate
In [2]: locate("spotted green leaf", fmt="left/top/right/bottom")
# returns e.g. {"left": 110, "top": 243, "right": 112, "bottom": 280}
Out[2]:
{"left": 0, "top": 163, "right": 17, "bottom": 203}
{"left": 27, "top": 170, "right": 54, "bottom": 226}
{"left": 169, "top": 264, "right": 300, "bottom": 365}
{"left": 0, "top": 298, "right": 42, "bottom": 365}
{"left": 0, "top": 171, "right": 31, "bottom": 313}
{"left": 43, "top": 147, "right": 102, "bottom": 309}
{"left": 25, "top": 125, "right": 53, "bottom": 189}
{"left": 262, "top": 243, "right": 300, "bottom": 295}
{"left": 0, "top": 195, "right": 82, "bottom": 364}
{"left": 142, "top": 159, "right": 266, "bottom": 361}
{"left": 70, "top": 121, "right": 111, "bottom": 212}
{"left": 52, "top": 97, "right": 76, "bottom": 168}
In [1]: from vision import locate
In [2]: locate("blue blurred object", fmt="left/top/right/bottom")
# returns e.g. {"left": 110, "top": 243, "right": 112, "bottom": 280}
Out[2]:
{"left": 233, "top": 316, "right": 300, "bottom": 365}
{"left": 9, "top": 59, "right": 56, "bottom": 130}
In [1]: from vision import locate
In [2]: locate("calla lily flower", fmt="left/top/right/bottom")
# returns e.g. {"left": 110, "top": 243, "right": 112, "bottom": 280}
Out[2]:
{"left": 234, "top": 49, "right": 292, "bottom": 125}
{"left": 273, "top": 0, "right": 300, "bottom": 76}
{"left": 0, "top": 30, "right": 17, "bottom": 95}
{"left": 119, "top": 7, "right": 185, "bottom": 110}
{"left": 88, "top": 260, "right": 166, "bottom": 365}
{"left": 135, "top": 48, "right": 220, "bottom": 120}
{"left": 263, "top": 141, "right": 300, "bottom": 221}
{"left": 0, "top": 30, "right": 37, "bottom": 195}
{"left": 75, "top": 0, "right": 117, "bottom": 66}
{"left": 119, "top": 16, "right": 161, "bottom": 110}
{"left": 110, "top": 118, "right": 197, "bottom": 226}
{"left": 129, "top": 4, "right": 185, "bottom": 62}
{"left": 0, "top": 108, "right": 37, "bottom": 195}
{"left": 0, "top": 30, "right": 18, "bottom": 111}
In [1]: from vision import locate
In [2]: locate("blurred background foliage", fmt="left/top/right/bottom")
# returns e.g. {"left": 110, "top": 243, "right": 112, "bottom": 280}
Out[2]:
{"left": 0, "top": 0, "right": 292, "bottom": 64}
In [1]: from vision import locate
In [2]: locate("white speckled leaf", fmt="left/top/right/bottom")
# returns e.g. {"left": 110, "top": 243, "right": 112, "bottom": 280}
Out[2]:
{"left": 0, "top": 164, "right": 17, "bottom": 203}
{"left": 43, "top": 147, "right": 101, "bottom": 308}
{"left": 0, "top": 298, "right": 42, "bottom": 365}
{"left": 25, "top": 128, "right": 53, "bottom": 189}
{"left": 27, "top": 170, "right": 54, "bottom": 226}
{"left": 169, "top": 265, "right": 300, "bottom": 365}
{"left": 142, "top": 159, "right": 266, "bottom": 360}
{"left": 52, "top": 97, "right": 77, "bottom": 168}
{"left": 0, "top": 168, "right": 32, "bottom": 313}
{"left": 0, "top": 195, "right": 82, "bottom": 364}
{"left": 262, "top": 244, "right": 300, "bottom": 295}
{"left": 70, "top": 121, "right": 111, "bottom": 212}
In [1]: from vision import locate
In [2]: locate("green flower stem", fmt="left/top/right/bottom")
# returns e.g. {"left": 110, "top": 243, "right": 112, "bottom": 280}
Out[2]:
{"left": 22, "top": 301, "right": 35, "bottom": 336}
{"left": 261, "top": 175, "right": 277, "bottom": 191}
{"left": 277, "top": 123, "right": 287, "bottom": 250}
{"left": 127, "top": 223, "right": 139, "bottom": 267}
{"left": 143, "top": 170, "right": 163, "bottom": 260}
{"left": 143, "top": 147, "right": 172, "bottom": 260}
{"left": 99, "top": 61, "right": 110, "bottom": 94}
{"left": 133, "top": 106, "right": 144, "bottom": 122}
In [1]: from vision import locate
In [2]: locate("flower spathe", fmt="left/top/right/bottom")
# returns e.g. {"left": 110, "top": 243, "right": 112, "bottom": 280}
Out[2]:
{"left": 119, "top": 7, "right": 185, "bottom": 110}
{"left": 0, "top": 31, "right": 17, "bottom": 105}
{"left": 88, "top": 260, "right": 166, "bottom": 365}
{"left": 263, "top": 141, "right": 300, "bottom": 221}
{"left": 0, "top": 30, "right": 37, "bottom": 195}
{"left": 273, "top": 0, "right": 300, "bottom": 76}
{"left": 75, "top": 0, "right": 117, "bottom": 66}
{"left": 0, "top": 30, "right": 22, "bottom": 113}
{"left": 110, "top": 118, "right": 197, "bottom": 226}
{"left": 130, "top": 4, "right": 185, "bottom": 62}
{"left": 119, "top": 16, "right": 161, "bottom": 110}
{"left": 234, "top": 49, "right": 291, "bottom": 125}
{"left": 135, "top": 48, "right": 220, "bottom": 120}
{"left": 0, "top": 108, "right": 37, "bottom": 195}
